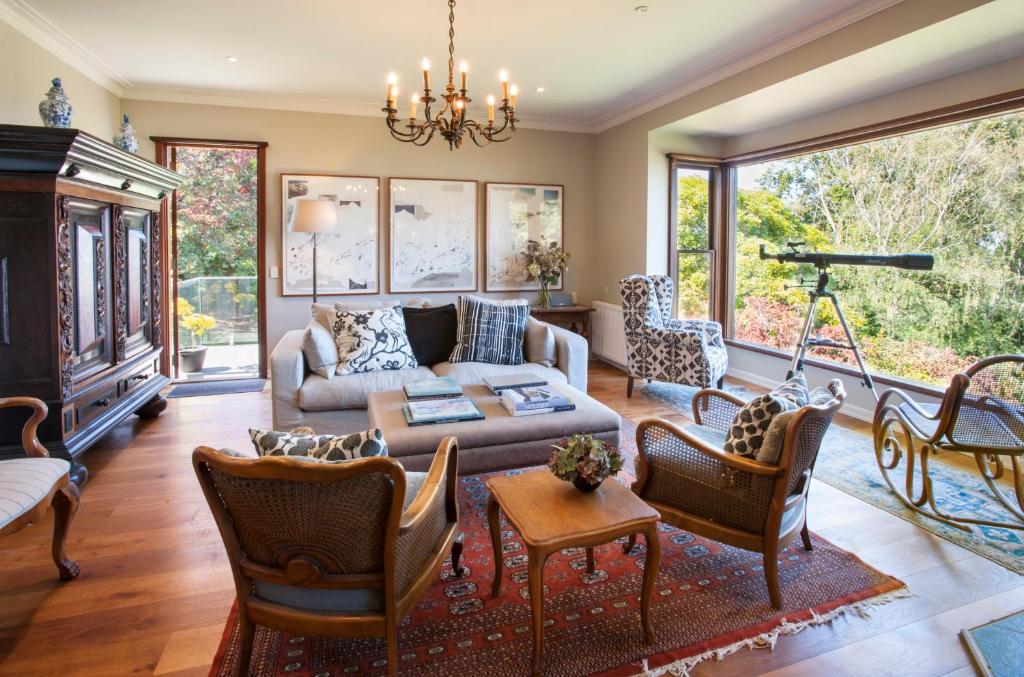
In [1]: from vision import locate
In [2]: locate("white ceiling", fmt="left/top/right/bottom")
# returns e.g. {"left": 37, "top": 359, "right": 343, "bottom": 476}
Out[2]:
{"left": 664, "top": 0, "right": 1024, "bottom": 138}
{"left": 6, "top": 0, "right": 903, "bottom": 131}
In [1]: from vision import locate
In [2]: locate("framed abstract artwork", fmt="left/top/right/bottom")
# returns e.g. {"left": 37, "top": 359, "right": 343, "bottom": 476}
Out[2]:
{"left": 388, "top": 177, "right": 478, "bottom": 293}
{"left": 281, "top": 173, "right": 379, "bottom": 296}
{"left": 485, "top": 182, "right": 564, "bottom": 291}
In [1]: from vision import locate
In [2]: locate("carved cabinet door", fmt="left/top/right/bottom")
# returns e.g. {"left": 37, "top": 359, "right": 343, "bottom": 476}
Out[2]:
{"left": 64, "top": 198, "right": 114, "bottom": 385}
{"left": 114, "top": 206, "right": 155, "bottom": 358}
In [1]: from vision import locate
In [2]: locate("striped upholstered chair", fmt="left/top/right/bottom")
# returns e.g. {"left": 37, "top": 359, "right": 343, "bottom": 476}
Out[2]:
{"left": 619, "top": 274, "right": 728, "bottom": 397}
{"left": 0, "top": 397, "right": 80, "bottom": 580}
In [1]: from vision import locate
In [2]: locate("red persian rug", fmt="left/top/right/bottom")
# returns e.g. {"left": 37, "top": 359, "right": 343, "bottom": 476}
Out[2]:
{"left": 210, "top": 421, "right": 905, "bottom": 676}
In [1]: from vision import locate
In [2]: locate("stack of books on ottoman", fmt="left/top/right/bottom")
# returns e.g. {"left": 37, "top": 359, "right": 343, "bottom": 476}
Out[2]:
{"left": 402, "top": 378, "right": 485, "bottom": 426}
{"left": 483, "top": 373, "right": 576, "bottom": 417}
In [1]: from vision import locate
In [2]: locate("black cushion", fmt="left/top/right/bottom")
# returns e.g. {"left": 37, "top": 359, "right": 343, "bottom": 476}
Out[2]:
{"left": 402, "top": 304, "right": 458, "bottom": 367}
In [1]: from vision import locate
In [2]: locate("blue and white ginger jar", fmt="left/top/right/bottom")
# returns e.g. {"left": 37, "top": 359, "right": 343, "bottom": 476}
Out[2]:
{"left": 113, "top": 115, "right": 139, "bottom": 154}
{"left": 38, "top": 78, "right": 74, "bottom": 128}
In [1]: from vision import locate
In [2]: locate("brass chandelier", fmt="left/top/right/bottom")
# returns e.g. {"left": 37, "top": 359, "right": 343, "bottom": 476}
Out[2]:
{"left": 382, "top": 0, "right": 518, "bottom": 150}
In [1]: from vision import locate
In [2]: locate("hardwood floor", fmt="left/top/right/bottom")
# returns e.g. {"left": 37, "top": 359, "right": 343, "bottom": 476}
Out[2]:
{"left": 0, "top": 361, "right": 1018, "bottom": 676}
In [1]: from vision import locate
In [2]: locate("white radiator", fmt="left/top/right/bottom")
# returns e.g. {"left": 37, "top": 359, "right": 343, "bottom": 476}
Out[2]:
{"left": 591, "top": 301, "right": 627, "bottom": 369}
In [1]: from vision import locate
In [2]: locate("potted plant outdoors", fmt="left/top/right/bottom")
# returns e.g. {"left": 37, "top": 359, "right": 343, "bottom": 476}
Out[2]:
{"left": 524, "top": 240, "right": 571, "bottom": 309}
{"left": 547, "top": 433, "right": 624, "bottom": 493}
{"left": 177, "top": 297, "right": 217, "bottom": 373}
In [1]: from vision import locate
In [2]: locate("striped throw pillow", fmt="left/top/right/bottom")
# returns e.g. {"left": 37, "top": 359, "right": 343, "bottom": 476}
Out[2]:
{"left": 449, "top": 296, "right": 529, "bottom": 365}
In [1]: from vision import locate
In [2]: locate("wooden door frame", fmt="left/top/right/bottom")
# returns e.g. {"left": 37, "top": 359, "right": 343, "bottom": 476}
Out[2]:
{"left": 152, "top": 137, "right": 268, "bottom": 380}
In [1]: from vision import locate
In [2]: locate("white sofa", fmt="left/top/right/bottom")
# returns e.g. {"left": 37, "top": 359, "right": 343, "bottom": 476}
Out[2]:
{"left": 270, "top": 315, "right": 589, "bottom": 434}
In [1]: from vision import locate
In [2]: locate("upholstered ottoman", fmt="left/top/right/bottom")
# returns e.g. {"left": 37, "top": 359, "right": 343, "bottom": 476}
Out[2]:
{"left": 368, "top": 383, "right": 621, "bottom": 474}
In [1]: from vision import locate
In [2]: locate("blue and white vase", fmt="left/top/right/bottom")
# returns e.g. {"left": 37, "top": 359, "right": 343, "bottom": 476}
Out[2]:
{"left": 38, "top": 78, "right": 74, "bottom": 128}
{"left": 113, "top": 115, "right": 139, "bottom": 153}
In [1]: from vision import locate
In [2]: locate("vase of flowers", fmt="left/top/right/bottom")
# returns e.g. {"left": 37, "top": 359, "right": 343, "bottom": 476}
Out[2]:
{"left": 176, "top": 297, "right": 217, "bottom": 373}
{"left": 547, "top": 434, "right": 624, "bottom": 493}
{"left": 524, "top": 240, "right": 571, "bottom": 309}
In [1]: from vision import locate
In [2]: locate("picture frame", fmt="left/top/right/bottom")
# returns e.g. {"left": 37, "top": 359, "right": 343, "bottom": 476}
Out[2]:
{"left": 388, "top": 177, "right": 478, "bottom": 293}
{"left": 280, "top": 173, "right": 380, "bottom": 296}
{"left": 484, "top": 182, "right": 564, "bottom": 291}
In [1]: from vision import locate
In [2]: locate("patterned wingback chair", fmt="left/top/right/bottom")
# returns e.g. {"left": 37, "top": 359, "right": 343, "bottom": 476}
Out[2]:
{"left": 619, "top": 274, "right": 728, "bottom": 396}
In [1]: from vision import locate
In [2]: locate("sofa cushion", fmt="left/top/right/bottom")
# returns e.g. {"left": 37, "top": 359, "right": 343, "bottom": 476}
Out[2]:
{"left": 300, "top": 366, "right": 436, "bottom": 410}
{"left": 302, "top": 321, "right": 339, "bottom": 379}
{"left": 402, "top": 304, "right": 457, "bottom": 367}
{"left": 450, "top": 296, "right": 529, "bottom": 365}
{"left": 431, "top": 361, "right": 567, "bottom": 386}
{"left": 0, "top": 457, "right": 70, "bottom": 529}
{"left": 312, "top": 300, "right": 399, "bottom": 331}
{"left": 249, "top": 427, "right": 389, "bottom": 461}
{"left": 524, "top": 318, "right": 556, "bottom": 367}
{"left": 723, "top": 393, "right": 798, "bottom": 461}
{"left": 332, "top": 306, "right": 418, "bottom": 375}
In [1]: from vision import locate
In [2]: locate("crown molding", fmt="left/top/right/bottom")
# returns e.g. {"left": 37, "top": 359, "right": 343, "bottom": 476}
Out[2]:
{"left": 121, "top": 85, "right": 596, "bottom": 134}
{"left": 589, "top": 0, "right": 905, "bottom": 133}
{"left": 0, "top": 0, "right": 130, "bottom": 96}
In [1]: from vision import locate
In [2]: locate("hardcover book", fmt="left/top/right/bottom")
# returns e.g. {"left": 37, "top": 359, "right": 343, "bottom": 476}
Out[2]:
{"left": 483, "top": 373, "right": 548, "bottom": 393}
{"left": 501, "top": 401, "right": 577, "bottom": 417}
{"left": 403, "top": 397, "right": 485, "bottom": 426}
{"left": 501, "top": 386, "right": 572, "bottom": 411}
{"left": 404, "top": 377, "right": 464, "bottom": 401}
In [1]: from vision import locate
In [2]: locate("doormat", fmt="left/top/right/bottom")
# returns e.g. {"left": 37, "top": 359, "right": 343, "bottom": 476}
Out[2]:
{"left": 167, "top": 378, "right": 266, "bottom": 398}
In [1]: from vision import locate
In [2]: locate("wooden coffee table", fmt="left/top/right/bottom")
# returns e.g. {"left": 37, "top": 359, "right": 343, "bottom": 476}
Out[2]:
{"left": 486, "top": 470, "right": 661, "bottom": 676}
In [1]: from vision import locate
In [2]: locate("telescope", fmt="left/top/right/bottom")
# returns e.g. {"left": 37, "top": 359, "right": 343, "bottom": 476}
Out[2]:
{"left": 759, "top": 242, "right": 933, "bottom": 271}
{"left": 757, "top": 242, "right": 934, "bottom": 401}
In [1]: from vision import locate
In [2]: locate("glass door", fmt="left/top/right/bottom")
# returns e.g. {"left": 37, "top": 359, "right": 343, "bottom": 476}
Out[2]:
{"left": 169, "top": 145, "right": 262, "bottom": 381}
{"left": 671, "top": 164, "right": 716, "bottom": 319}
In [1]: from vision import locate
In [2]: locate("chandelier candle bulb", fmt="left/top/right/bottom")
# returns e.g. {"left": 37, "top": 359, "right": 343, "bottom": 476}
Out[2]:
{"left": 500, "top": 69, "right": 509, "bottom": 101}
{"left": 421, "top": 58, "right": 430, "bottom": 90}
{"left": 409, "top": 93, "right": 419, "bottom": 120}
{"left": 460, "top": 60, "right": 468, "bottom": 91}
{"left": 510, "top": 84, "right": 518, "bottom": 109}
{"left": 486, "top": 94, "right": 495, "bottom": 123}
{"left": 386, "top": 73, "right": 397, "bottom": 107}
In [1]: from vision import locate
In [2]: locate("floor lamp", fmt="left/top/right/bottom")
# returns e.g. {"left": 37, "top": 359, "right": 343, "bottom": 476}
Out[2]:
{"left": 290, "top": 199, "right": 339, "bottom": 303}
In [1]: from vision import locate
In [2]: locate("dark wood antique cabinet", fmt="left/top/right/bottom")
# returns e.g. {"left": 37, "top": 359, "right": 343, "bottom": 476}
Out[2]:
{"left": 0, "top": 125, "right": 182, "bottom": 484}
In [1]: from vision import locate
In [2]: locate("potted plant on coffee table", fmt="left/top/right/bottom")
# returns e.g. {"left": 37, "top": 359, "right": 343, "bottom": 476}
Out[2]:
{"left": 548, "top": 434, "right": 624, "bottom": 492}
{"left": 177, "top": 297, "right": 217, "bottom": 373}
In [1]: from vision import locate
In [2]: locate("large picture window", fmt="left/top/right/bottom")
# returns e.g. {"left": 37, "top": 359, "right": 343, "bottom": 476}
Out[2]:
{"left": 671, "top": 163, "right": 716, "bottom": 319}
{"left": 732, "top": 109, "right": 1024, "bottom": 387}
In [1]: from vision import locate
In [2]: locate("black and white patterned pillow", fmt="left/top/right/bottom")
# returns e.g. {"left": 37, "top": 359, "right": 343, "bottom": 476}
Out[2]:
{"left": 723, "top": 394, "right": 798, "bottom": 460}
{"left": 249, "top": 428, "right": 389, "bottom": 462}
{"left": 332, "top": 307, "right": 418, "bottom": 375}
{"left": 449, "top": 296, "right": 529, "bottom": 365}
{"left": 772, "top": 373, "right": 809, "bottom": 407}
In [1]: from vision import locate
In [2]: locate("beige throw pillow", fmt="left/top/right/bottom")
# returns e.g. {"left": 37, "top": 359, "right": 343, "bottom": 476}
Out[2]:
{"left": 524, "top": 319, "right": 556, "bottom": 367}
{"left": 302, "top": 321, "right": 339, "bottom": 379}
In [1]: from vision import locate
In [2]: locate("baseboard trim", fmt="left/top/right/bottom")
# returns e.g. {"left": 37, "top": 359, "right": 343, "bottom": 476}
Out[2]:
{"left": 726, "top": 366, "right": 874, "bottom": 423}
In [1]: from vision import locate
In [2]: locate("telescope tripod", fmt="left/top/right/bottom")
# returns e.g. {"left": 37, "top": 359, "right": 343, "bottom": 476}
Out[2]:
{"left": 788, "top": 269, "right": 879, "bottom": 401}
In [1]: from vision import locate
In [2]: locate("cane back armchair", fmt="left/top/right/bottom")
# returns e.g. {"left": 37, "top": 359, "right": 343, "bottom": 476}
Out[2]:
{"left": 874, "top": 354, "right": 1024, "bottom": 531}
{"left": 0, "top": 396, "right": 79, "bottom": 581}
{"left": 193, "top": 437, "right": 463, "bottom": 677}
{"left": 628, "top": 381, "right": 846, "bottom": 609}
{"left": 619, "top": 274, "right": 728, "bottom": 397}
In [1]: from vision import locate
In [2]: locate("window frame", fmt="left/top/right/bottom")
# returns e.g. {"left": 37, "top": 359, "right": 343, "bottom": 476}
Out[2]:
{"left": 668, "top": 87, "right": 1024, "bottom": 398}
{"left": 667, "top": 157, "right": 724, "bottom": 321}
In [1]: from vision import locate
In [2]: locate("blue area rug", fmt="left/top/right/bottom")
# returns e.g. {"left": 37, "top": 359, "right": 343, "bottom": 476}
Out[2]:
{"left": 640, "top": 381, "right": 1024, "bottom": 575}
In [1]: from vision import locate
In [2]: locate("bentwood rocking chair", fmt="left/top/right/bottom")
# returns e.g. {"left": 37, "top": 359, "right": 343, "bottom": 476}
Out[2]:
{"left": 193, "top": 437, "right": 463, "bottom": 677}
{"left": 627, "top": 381, "right": 846, "bottom": 609}
{"left": 874, "top": 354, "right": 1024, "bottom": 531}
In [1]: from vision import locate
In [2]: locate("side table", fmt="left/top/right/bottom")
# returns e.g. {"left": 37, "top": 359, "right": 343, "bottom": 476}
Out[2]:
{"left": 530, "top": 305, "right": 595, "bottom": 341}
{"left": 486, "top": 470, "right": 661, "bottom": 676}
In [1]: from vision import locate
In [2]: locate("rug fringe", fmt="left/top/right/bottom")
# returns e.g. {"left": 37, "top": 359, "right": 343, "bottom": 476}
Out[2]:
{"left": 636, "top": 587, "right": 912, "bottom": 677}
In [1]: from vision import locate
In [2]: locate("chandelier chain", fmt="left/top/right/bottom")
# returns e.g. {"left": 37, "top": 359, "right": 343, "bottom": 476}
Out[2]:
{"left": 447, "top": 0, "right": 456, "bottom": 88}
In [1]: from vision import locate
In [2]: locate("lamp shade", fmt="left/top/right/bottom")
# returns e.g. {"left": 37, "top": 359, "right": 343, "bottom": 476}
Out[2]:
{"left": 290, "top": 199, "right": 338, "bottom": 234}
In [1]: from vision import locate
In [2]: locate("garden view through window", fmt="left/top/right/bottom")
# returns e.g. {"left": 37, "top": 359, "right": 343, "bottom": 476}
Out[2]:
{"left": 711, "top": 110, "right": 1024, "bottom": 387}
{"left": 673, "top": 166, "right": 713, "bottom": 319}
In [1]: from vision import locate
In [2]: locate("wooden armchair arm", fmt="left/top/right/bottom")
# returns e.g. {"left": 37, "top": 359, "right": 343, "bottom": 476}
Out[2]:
{"left": 0, "top": 396, "right": 50, "bottom": 458}
{"left": 400, "top": 436, "right": 458, "bottom": 534}
{"left": 636, "top": 418, "right": 783, "bottom": 479}
{"left": 692, "top": 388, "right": 745, "bottom": 431}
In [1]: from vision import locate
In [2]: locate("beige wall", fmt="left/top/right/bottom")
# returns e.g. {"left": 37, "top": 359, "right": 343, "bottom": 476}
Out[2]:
{"left": 0, "top": 19, "right": 120, "bottom": 139}
{"left": 121, "top": 99, "right": 596, "bottom": 355}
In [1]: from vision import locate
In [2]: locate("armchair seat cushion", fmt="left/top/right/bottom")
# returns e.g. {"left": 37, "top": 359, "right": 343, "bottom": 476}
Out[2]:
{"left": 299, "top": 367, "right": 436, "bottom": 410}
{"left": 0, "top": 458, "right": 69, "bottom": 528}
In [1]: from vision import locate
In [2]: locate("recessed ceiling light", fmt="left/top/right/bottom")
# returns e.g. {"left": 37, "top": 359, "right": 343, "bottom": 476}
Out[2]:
{"left": 535, "top": 86, "right": 545, "bottom": 93}
{"left": 226, "top": 56, "right": 238, "bottom": 63}
{"left": 634, "top": 5, "right": 649, "bottom": 13}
